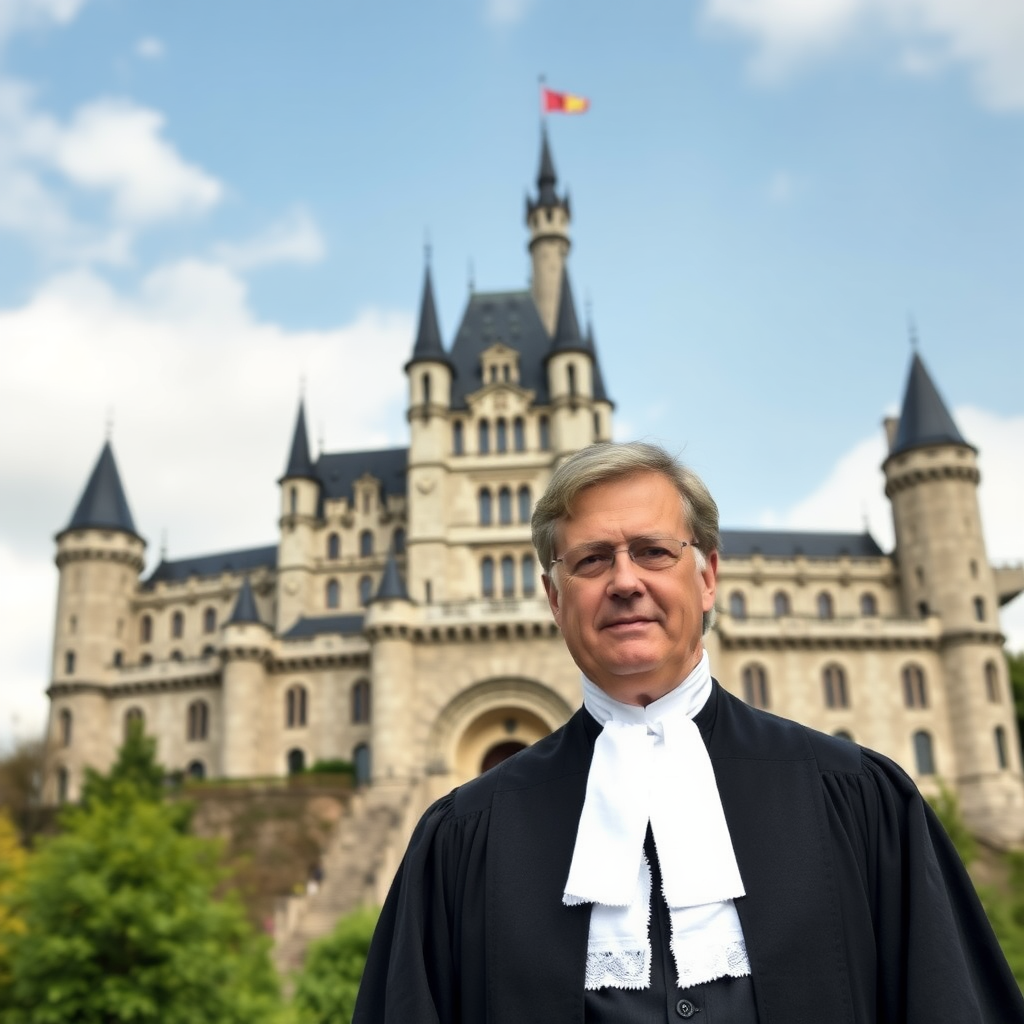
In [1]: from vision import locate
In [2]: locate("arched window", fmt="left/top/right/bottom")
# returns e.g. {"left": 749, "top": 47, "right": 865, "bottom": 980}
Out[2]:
{"left": 289, "top": 486, "right": 297, "bottom": 514}
{"left": 860, "top": 592, "right": 878, "bottom": 617}
{"left": 326, "top": 578, "right": 340, "bottom": 609}
{"left": 201, "top": 645, "right": 216, "bottom": 658}
{"left": 140, "top": 615, "right": 152, "bottom": 643}
{"left": 823, "top": 664, "right": 849, "bottom": 709}
{"left": 187, "top": 700, "right": 209, "bottom": 741}
{"left": 327, "top": 532, "right": 340, "bottom": 560}
{"left": 742, "top": 664, "right": 769, "bottom": 709}
{"left": 567, "top": 363, "right": 578, "bottom": 396}
{"left": 817, "top": 592, "right": 834, "bottom": 620}
{"left": 513, "top": 417, "right": 525, "bottom": 451}
{"left": 996, "top": 726, "right": 1009, "bottom": 770}
{"left": 501, "top": 556, "right": 515, "bottom": 598}
{"left": 973, "top": 596, "right": 985, "bottom": 622}
{"left": 187, "top": 760, "right": 206, "bottom": 780}
{"left": 913, "top": 730, "right": 936, "bottom": 775}
{"left": 170, "top": 650, "right": 183, "bottom": 662}
{"left": 360, "top": 530, "right": 374, "bottom": 557}
{"left": 352, "top": 680, "right": 371, "bottom": 724}
{"left": 985, "top": 660, "right": 1001, "bottom": 702}
{"left": 286, "top": 685, "right": 308, "bottom": 729}
{"left": 393, "top": 528, "right": 406, "bottom": 554}
{"left": 902, "top": 664, "right": 927, "bottom": 708}
{"left": 538, "top": 415, "right": 550, "bottom": 451}
{"left": 171, "top": 610, "right": 184, "bottom": 639}
{"left": 124, "top": 707, "right": 145, "bottom": 739}
{"left": 773, "top": 591, "right": 790, "bottom": 617}
{"left": 498, "top": 487, "right": 512, "bottom": 525}
{"left": 359, "top": 575, "right": 373, "bottom": 606}
{"left": 518, "top": 485, "right": 531, "bottom": 523}
{"left": 479, "top": 488, "right": 493, "bottom": 526}
{"left": 729, "top": 591, "right": 746, "bottom": 621}
{"left": 64, "top": 651, "right": 75, "bottom": 675}
{"left": 422, "top": 371, "right": 431, "bottom": 405}
{"left": 56, "top": 766, "right": 69, "bottom": 804}
{"left": 287, "top": 748, "right": 305, "bottom": 775}
{"left": 59, "top": 708, "right": 72, "bottom": 747}
{"left": 113, "top": 650, "right": 123, "bottom": 668}
{"left": 496, "top": 418, "right": 508, "bottom": 453}
{"left": 203, "top": 607, "right": 217, "bottom": 634}
{"left": 481, "top": 557, "right": 495, "bottom": 598}
{"left": 478, "top": 420, "right": 491, "bottom": 454}
{"left": 140, "top": 653, "right": 153, "bottom": 666}
{"left": 354, "top": 743, "right": 371, "bottom": 786}
{"left": 522, "top": 555, "right": 536, "bottom": 597}
{"left": 452, "top": 420, "right": 464, "bottom": 455}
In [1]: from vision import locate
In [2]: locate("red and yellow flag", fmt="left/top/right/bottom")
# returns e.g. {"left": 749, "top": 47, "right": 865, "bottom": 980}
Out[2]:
{"left": 541, "top": 87, "right": 590, "bottom": 114}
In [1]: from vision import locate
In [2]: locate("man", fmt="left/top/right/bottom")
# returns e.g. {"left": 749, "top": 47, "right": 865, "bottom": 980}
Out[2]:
{"left": 354, "top": 441, "right": 1024, "bottom": 1023}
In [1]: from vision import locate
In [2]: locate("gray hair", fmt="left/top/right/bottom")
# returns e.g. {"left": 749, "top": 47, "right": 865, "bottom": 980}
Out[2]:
{"left": 531, "top": 441, "right": 720, "bottom": 632}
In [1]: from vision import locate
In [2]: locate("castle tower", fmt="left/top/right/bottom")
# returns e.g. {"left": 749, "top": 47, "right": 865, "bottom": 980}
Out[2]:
{"left": 277, "top": 402, "right": 320, "bottom": 632}
{"left": 220, "top": 578, "right": 273, "bottom": 777}
{"left": 883, "top": 352, "right": 1024, "bottom": 842}
{"left": 526, "top": 128, "right": 571, "bottom": 336}
{"left": 49, "top": 441, "right": 146, "bottom": 800}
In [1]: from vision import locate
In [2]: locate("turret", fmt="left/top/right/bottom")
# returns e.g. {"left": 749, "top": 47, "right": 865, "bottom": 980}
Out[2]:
{"left": 545, "top": 269, "right": 596, "bottom": 455}
{"left": 406, "top": 262, "right": 453, "bottom": 425}
{"left": 587, "top": 316, "right": 614, "bottom": 443}
{"left": 277, "top": 401, "right": 320, "bottom": 632}
{"left": 526, "top": 128, "right": 571, "bottom": 336}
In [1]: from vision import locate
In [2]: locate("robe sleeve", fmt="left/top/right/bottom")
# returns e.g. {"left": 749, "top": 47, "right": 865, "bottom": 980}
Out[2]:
{"left": 352, "top": 792, "right": 490, "bottom": 1024}
{"left": 821, "top": 749, "right": 1024, "bottom": 1023}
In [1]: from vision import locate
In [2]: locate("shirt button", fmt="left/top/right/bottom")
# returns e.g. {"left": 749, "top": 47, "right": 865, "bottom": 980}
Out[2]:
{"left": 676, "top": 998, "right": 699, "bottom": 1018}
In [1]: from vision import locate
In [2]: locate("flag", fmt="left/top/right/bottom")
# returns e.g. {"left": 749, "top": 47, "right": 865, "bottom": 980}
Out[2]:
{"left": 541, "top": 87, "right": 590, "bottom": 114}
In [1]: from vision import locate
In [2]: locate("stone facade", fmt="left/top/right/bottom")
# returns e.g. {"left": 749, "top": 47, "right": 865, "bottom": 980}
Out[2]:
{"left": 44, "top": 134, "right": 1024, "bottom": 846}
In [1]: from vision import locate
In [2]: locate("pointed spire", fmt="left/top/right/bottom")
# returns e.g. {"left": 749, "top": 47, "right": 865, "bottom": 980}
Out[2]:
{"left": 283, "top": 401, "right": 316, "bottom": 480}
{"left": 536, "top": 126, "right": 559, "bottom": 206}
{"left": 550, "top": 268, "right": 585, "bottom": 353}
{"left": 891, "top": 352, "right": 971, "bottom": 456}
{"left": 227, "top": 577, "right": 262, "bottom": 625}
{"left": 410, "top": 263, "right": 446, "bottom": 362}
{"left": 586, "top": 316, "right": 612, "bottom": 404}
{"left": 64, "top": 441, "right": 140, "bottom": 538}
{"left": 372, "top": 546, "right": 410, "bottom": 603}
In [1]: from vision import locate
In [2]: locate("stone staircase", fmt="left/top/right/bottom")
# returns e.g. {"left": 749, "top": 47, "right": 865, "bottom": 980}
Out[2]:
{"left": 273, "top": 782, "right": 414, "bottom": 976}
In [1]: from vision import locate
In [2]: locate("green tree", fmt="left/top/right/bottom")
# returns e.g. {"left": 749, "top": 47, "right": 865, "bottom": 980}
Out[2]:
{"left": 79, "top": 718, "right": 167, "bottom": 810}
{"left": 1007, "top": 650, "right": 1024, "bottom": 756}
{"left": 0, "top": 809, "right": 28, "bottom": 992}
{"left": 291, "top": 907, "right": 380, "bottom": 1024}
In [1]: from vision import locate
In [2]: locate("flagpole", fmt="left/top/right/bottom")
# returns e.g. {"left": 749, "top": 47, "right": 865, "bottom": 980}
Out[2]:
{"left": 538, "top": 73, "right": 546, "bottom": 132}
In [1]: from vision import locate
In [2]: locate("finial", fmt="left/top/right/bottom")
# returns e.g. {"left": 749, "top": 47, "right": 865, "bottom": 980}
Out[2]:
{"left": 908, "top": 315, "right": 919, "bottom": 351}
{"left": 160, "top": 529, "right": 168, "bottom": 561}
{"left": 104, "top": 406, "right": 114, "bottom": 441}
{"left": 299, "top": 374, "right": 306, "bottom": 400}
{"left": 424, "top": 229, "right": 432, "bottom": 268}
{"left": 468, "top": 258, "right": 475, "bottom": 294}
{"left": 317, "top": 419, "right": 325, "bottom": 456}
{"left": 584, "top": 290, "right": 593, "bottom": 329}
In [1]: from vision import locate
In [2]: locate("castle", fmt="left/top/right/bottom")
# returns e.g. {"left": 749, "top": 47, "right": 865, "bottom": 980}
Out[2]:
{"left": 44, "top": 133, "right": 1024, "bottom": 846}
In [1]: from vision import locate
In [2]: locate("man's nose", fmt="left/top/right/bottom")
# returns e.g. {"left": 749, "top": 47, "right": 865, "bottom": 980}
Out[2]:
{"left": 606, "top": 549, "right": 644, "bottom": 596}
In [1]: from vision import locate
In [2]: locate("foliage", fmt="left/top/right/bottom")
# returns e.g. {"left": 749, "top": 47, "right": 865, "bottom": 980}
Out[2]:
{"left": 0, "top": 739, "right": 46, "bottom": 843}
{"left": 80, "top": 718, "right": 167, "bottom": 810}
{"left": 1007, "top": 650, "right": 1024, "bottom": 755}
{"left": 927, "top": 784, "right": 978, "bottom": 867}
{"left": 0, "top": 809, "right": 28, "bottom": 990}
{"left": 306, "top": 759, "right": 354, "bottom": 776}
{"left": 291, "top": 906, "right": 380, "bottom": 1024}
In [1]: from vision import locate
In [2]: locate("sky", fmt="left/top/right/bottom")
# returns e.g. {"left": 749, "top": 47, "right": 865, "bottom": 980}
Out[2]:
{"left": 0, "top": 0, "right": 1021, "bottom": 751}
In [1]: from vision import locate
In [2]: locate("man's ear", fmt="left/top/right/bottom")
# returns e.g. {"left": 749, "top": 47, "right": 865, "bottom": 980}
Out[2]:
{"left": 542, "top": 573, "right": 562, "bottom": 624}
{"left": 701, "top": 549, "right": 719, "bottom": 614}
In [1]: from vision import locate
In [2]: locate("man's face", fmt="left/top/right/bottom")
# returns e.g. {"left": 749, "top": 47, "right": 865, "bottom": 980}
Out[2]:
{"left": 543, "top": 471, "right": 718, "bottom": 706}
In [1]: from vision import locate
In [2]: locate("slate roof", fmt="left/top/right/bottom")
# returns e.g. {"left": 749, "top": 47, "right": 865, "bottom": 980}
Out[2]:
{"left": 372, "top": 548, "right": 410, "bottom": 602}
{"left": 227, "top": 577, "right": 262, "bottom": 625}
{"left": 314, "top": 447, "right": 408, "bottom": 501}
{"left": 282, "top": 615, "right": 365, "bottom": 639}
{"left": 407, "top": 265, "right": 448, "bottom": 366}
{"left": 527, "top": 127, "right": 566, "bottom": 213}
{"left": 550, "top": 268, "right": 587, "bottom": 355}
{"left": 890, "top": 353, "right": 971, "bottom": 456}
{"left": 63, "top": 441, "right": 140, "bottom": 539}
{"left": 283, "top": 401, "right": 317, "bottom": 480}
{"left": 720, "top": 530, "right": 885, "bottom": 559}
{"left": 144, "top": 545, "right": 278, "bottom": 586}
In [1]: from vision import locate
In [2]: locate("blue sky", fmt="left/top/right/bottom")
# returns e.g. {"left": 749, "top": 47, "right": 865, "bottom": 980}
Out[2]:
{"left": 1, "top": 0, "right": 1021, "bottom": 749}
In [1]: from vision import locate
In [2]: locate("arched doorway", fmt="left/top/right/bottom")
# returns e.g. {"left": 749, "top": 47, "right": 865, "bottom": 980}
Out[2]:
{"left": 480, "top": 740, "right": 526, "bottom": 773}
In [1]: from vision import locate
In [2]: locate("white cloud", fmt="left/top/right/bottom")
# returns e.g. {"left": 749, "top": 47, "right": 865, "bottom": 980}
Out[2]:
{"left": 213, "top": 207, "right": 327, "bottom": 271}
{"left": 0, "top": 0, "right": 87, "bottom": 49}
{"left": 486, "top": 0, "right": 535, "bottom": 25}
{"left": 135, "top": 36, "right": 164, "bottom": 60}
{"left": 703, "top": 0, "right": 1024, "bottom": 111}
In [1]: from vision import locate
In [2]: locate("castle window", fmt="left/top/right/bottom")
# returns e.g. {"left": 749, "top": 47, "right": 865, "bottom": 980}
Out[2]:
{"left": 362, "top": 491, "right": 371, "bottom": 514}
{"left": 393, "top": 528, "right": 406, "bottom": 554}
{"left": 729, "top": 592, "right": 747, "bottom": 621}
{"left": 496, "top": 418, "right": 508, "bottom": 453}
{"left": 918, "top": 601, "right": 929, "bottom": 618}
{"left": 859, "top": 593, "right": 878, "bottom": 617}
{"left": 187, "top": 700, "right": 209, "bottom": 741}
{"left": 503, "top": 364, "right": 510, "bottom": 382}
{"left": 970, "top": 559, "right": 978, "bottom": 579}
{"left": 289, "top": 486, "right": 297, "bottom": 515}
{"left": 593, "top": 412, "right": 601, "bottom": 439}
{"left": 56, "top": 765, "right": 69, "bottom": 804}
{"left": 453, "top": 420, "right": 465, "bottom": 455}
{"left": 539, "top": 416, "right": 550, "bottom": 451}
{"left": 171, "top": 611, "right": 184, "bottom": 639}
{"left": 359, "top": 575, "right": 373, "bottom": 606}
{"left": 352, "top": 680, "right": 371, "bottom": 724}
{"left": 64, "top": 651, "right": 75, "bottom": 675}
{"left": 773, "top": 591, "right": 791, "bottom": 617}
{"left": 124, "top": 707, "right": 144, "bottom": 738}
{"left": 202, "top": 645, "right": 215, "bottom": 658}
{"left": 113, "top": 650, "right": 123, "bottom": 668}
{"left": 522, "top": 555, "right": 536, "bottom": 597}
{"left": 490, "top": 365, "right": 498, "bottom": 382}
{"left": 326, "top": 578, "right": 340, "bottom": 609}
{"left": 996, "top": 726, "right": 1009, "bottom": 770}
{"left": 424, "top": 580, "right": 433, "bottom": 604}
{"left": 140, "top": 615, "right": 152, "bottom": 643}
{"left": 816, "top": 592, "right": 834, "bottom": 620}
{"left": 915, "top": 567, "right": 925, "bottom": 585}
{"left": 354, "top": 743, "right": 371, "bottom": 785}
{"left": 902, "top": 664, "right": 927, "bottom": 708}
{"left": 481, "top": 557, "right": 495, "bottom": 598}
{"left": 498, "top": 487, "right": 512, "bottom": 525}
{"left": 170, "top": 650, "right": 183, "bottom": 662}
{"left": 567, "top": 363, "right": 578, "bottom": 397}
{"left": 187, "top": 760, "right": 205, "bottom": 780}
{"left": 287, "top": 748, "right": 305, "bottom": 775}
{"left": 479, "top": 488, "right": 493, "bottom": 526}
{"left": 478, "top": 420, "right": 491, "bottom": 454}
{"left": 823, "top": 664, "right": 848, "bottom": 709}
{"left": 513, "top": 417, "right": 525, "bottom": 452}
{"left": 973, "top": 596, "right": 985, "bottom": 622}
{"left": 140, "top": 653, "right": 152, "bottom": 666}
{"left": 360, "top": 530, "right": 374, "bottom": 557}
{"left": 913, "top": 730, "right": 935, "bottom": 775}
{"left": 742, "top": 664, "right": 769, "bottom": 709}
{"left": 518, "top": 485, "right": 531, "bottom": 523}
{"left": 422, "top": 371, "right": 431, "bottom": 405}
{"left": 286, "top": 685, "right": 308, "bottom": 728}
{"left": 203, "top": 607, "right": 217, "bottom": 634}
{"left": 501, "top": 556, "right": 515, "bottom": 598}
{"left": 59, "top": 708, "right": 72, "bottom": 747}
{"left": 327, "top": 532, "right": 340, "bottom": 560}
{"left": 985, "top": 660, "right": 1001, "bottom": 702}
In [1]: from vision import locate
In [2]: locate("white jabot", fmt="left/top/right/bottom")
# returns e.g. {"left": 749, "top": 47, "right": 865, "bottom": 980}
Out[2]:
{"left": 564, "top": 651, "right": 751, "bottom": 990}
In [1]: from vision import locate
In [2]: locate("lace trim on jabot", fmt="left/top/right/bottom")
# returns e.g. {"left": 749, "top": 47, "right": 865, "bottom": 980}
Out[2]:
{"left": 584, "top": 946, "right": 651, "bottom": 991}
{"left": 671, "top": 935, "right": 751, "bottom": 988}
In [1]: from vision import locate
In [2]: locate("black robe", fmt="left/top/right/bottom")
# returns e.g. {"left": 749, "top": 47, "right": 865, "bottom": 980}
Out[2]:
{"left": 353, "top": 682, "right": 1024, "bottom": 1023}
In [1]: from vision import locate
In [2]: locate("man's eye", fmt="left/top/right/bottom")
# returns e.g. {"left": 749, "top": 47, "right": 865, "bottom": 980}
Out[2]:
{"left": 637, "top": 545, "right": 671, "bottom": 559}
{"left": 575, "top": 552, "right": 608, "bottom": 569}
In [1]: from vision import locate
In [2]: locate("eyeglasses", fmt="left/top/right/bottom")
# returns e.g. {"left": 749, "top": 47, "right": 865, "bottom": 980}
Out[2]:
{"left": 550, "top": 536, "right": 699, "bottom": 580}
